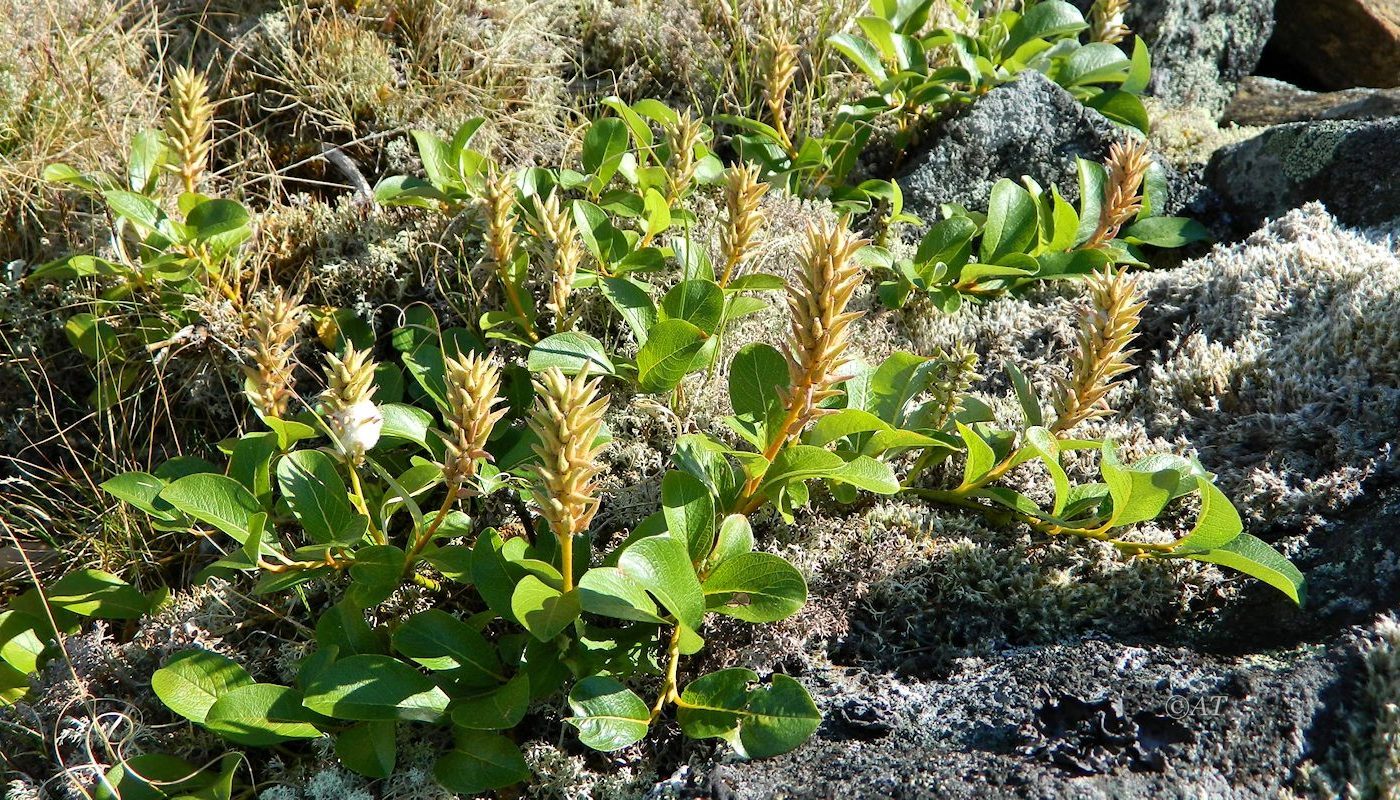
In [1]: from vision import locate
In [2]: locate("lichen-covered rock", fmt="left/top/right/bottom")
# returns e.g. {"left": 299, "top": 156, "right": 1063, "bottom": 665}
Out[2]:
{"left": 1269, "top": 0, "right": 1400, "bottom": 90}
{"left": 1206, "top": 118, "right": 1400, "bottom": 230}
{"left": 1124, "top": 0, "right": 1276, "bottom": 115}
{"left": 1223, "top": 76, "right": 1400, "bottom": 126}
{"left": 898, "top": 72, "right": 1129, "bottom": 219}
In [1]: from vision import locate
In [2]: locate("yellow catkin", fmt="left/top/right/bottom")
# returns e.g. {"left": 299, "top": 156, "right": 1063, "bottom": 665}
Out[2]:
{"left": 1051, "top": 266, "right": 1145, "bottom": 434}
{"left": 165, "top": 66, "right": 214, "bottom": 195}
{"left": 527, "top": 367, "right": 609, "bottom": 591}
{"left": 665, "top": 111, "right": 704, "bottom": 203}
{"left": 531, "top": 191, "right": 583, "bottom": 328}
{"left": 242, "top": 290, "right": 304, "bottom": 419}
{"left": 776, "top": 219, "right": 867, "bottom": 450}
{"left": 1087, "top": 139, "right": 1151, "bottom": 248}
{"left": 718, "top": 164, "right": 769, "bottom": 287}
{"left": 765, "top": 33, "right": 800, "bottom": 154}
{"left": 1090, "top": 0, "right": 1132, "bottom": 44}
{"left": 442, "top": 351, "right": 508, "bottom": 487}
{"left": 320, "top": 346, "right": 382, "bottom": 462}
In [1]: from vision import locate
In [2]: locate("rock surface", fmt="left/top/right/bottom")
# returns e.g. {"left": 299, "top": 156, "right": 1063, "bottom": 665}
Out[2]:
{"left": 1074, "top": 0, "right": 1276, "bottom": 114}
{"left": 1206, "top": 118, "right": 1400, "bottom": 231}
{"left": 899, "top": 72, "right": 1128, "bottom": 219}
{"left": 1269, "top": 0, "right": 1400, "bottom": 89}
{"left": 1223, "top": 76, "right": 1400, "bottom": 126}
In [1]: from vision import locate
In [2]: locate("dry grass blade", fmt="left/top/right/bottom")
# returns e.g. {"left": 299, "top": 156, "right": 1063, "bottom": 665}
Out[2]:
{"left": 1051, "top": 266, "right": 1145, "bottom": 434}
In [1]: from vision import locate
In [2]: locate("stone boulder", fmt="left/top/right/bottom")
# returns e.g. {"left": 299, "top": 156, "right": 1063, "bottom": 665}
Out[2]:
{"left": 1223, "top": 76, "right": 1400, "bottom": 126}
{"left": 899, "top": 72, "right": 1129, "bottom": 220}
{"left": 1269, "top": 0, "right": 1400, "bottom": 89}
{"left": 1206, "top": 118, "right": 1400, "bottom": 230}
{"left": 1073, "top": 0, "right": 1276, "bottom": 114}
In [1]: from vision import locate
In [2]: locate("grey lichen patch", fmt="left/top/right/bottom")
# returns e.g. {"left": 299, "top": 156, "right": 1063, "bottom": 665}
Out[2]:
{"left": 1147, "top": 101, "right": 1262, "bottom": 168}
{"left": 1259, "top": 121, "right": 1364, "bottom": 183}
{"left": 1301, "top": 615, "right": 1400, "bottom": 799}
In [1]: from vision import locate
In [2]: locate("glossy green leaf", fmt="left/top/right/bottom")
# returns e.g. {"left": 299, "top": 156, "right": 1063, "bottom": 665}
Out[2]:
{"left": 676, "top": 669, "right": 821, "bottom": 758}
{"left": 980, "top": 179, "right": 1038, "bottom": 264}
{"left": 566, "top": 676, "right": 650, "bottom": 751}
{"left": 302, "top": 654, "right": 450, "bottom": 722}
{"left": 578, "top": 567, "right": 668, "bottom": 624}
{"left": 728, "top": 343, "right": 789, "bottom": 446}
{"left": 204, "top": 684, "right": 323, "bottom": 745}
{"left": 277, "top": 450, "right": 365, "bottom": 545}
{"left": 662, "top": 470, "right": 716, "bottom": 564}
{"left": 151, "top": 650, "right": 255, "bottom": 724}
{"left": 336, "top": 721, "right": 397, "bottom": 778}
{"left": 636, "top": 319, "right": 707, "bottom": 393}
{"left": 527, "top": 331, "right": 616, "bottom": 377}
{"left": 45, "top": 570, "right": 151, "bottom": 619}
{"left": 451, "top": 675, "right": 530, "bottom": 730}
{"left": 1186, "top": 534, "right": 1305, "bottom": 605}
{"left": 433, "top": 732, "right": 530, "bottom": 794}
{"left": 703, "top": 552, "right": 807, "bottom": 623}
{"left": 617, "top": 535, "right": 704, "bottom": 630}
{"left": 392, "top": 609, "right": 504, "bottom": 684}
{"left": 160, "top": 473, "right": 261, "bottom": 540}
{"left": 510, "top": 576, "right": 581, "bottom": 641}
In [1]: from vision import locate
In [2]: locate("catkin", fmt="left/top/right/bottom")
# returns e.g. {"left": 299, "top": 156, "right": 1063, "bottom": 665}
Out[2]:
{"left": 1051, "top": 266, "right": 1144, "bottom": 434}
{"left": 1086, "top": 139, "right": 1151, "bottom": 248}
{"left": 718, "top": 164, "right": 769, "bottom": 287}
{"left": 1090, "top": 0, "right": 1131, "bottom": 45}
{"left": 321, "top": 346, "right": 382, "bottom": 462}
{"left": 527, "top": 367, "right": 609, "bottom": 544}
{"left": 242, "top": 290, "right": 304, "bottom": 419}
{"left": 443, "top": 351, "right": 508, "bottom": 487}
{"left": 765, "top": 33, "right": 800, "bottom": 153}
{"left": 531, "top": 191, "right": 583, "bottom": 329}
{"left": 165, "top": 66, "right": 214, "bottom": 195}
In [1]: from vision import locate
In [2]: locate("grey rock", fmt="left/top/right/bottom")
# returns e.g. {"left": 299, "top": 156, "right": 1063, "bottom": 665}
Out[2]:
{"left": 1074, "top": 0, "right": 1276, "bottom": 114}
{"left": 673, "top": 637, "right": 1351, "bottom": 799}
{"left": 899, "top": 72, "right": 1130, "bottom": 220}
{"left": 1206, "top": 118, "right": 1400, "bottom": 230}
{"left": 1223, "top": 76, "right": 1400, "bottom": 126}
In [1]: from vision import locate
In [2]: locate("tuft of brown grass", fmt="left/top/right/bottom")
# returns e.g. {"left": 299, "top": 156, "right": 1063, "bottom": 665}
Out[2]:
{"left": 717, "top": 163, "right": 769, "bottom": 287}
{"left": 164, "top": 66, "right": 215, "bottom": 195}
{"left": 527, "top": 367, "right": 608, "bottom": 591}
{"left": 1086, "top": 139, "right": 1151, "bottom": 248}
{"left": 241, "top": 290, "right": 304, "bottom": 420}
{"left": 1051, "top": 266, "right": 1144, "bottom": 434}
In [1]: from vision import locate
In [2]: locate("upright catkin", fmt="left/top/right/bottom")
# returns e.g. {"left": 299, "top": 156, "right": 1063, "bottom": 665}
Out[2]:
{"left": 1051, "top": 266, "right": 1145, "bottom": 434}
{"left": 242, "top": 290, "right": 304, "bottom": 419}
{"left": 531, "top": 191, "right": 583, "bottom": 329}
{"left": 1090, "top": 0, "right": 1131, "bottom": 44}
{"left": 765, "top": 33, "right": 800, "bottom": 155}
{"left": 527, "top": 367, "right": 609, "bottom": 591}
{"left": 1086, "top": 139, "right": 1151, "bottom": 248}
{"left": 665, "top": 111, "right": 704, "bottom": 203}
{"left": 320, "top": 346, "right": 383, "bottom": 463}
{"left": 718, "top": 164, "right": 769, "bottom": 287}
{"left": 165, "top": 66, "right": 214, "bottom": 195}
{"left": 442, "top": 351, "right": 508, "bottom": 488}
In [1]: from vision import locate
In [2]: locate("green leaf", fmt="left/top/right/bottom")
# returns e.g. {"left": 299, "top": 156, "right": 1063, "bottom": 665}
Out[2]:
{"left": 1101, "top": 440, "right": 1181, "bottom": 527}
{"left": 1086, "top": 89, "right": 1150, "bottom": 133}
{"left": 703, "top": 552, "right": 807, "bottom": 623}
{"left": 186, "top": 199, "right": 251, "bottom": 254}
{"left": 1024, "top": 426, "right": 1071, "bottom": 516}
{"left": 203, "top": 684, "right": 323, "bottom": 746}
{"left": 1004, "top": 0, "right": 1086, "bottom": 55}
{"left": 1186, "top": 534, "right": 1305, "bottom": 605}
{"left": 451, "top": 675, "right": 530, "bottom": 730}
{"left": 410, "top": 130, "right": 455, "bottom": 190}
{"left": 347, "top": 544, "right": 407, "bottom": 608}
{"left": 676, "top": 669, "right": 821, "bottom": 758}
{"left": 710, "top": 514, "right": 755, "bottom": 567}
{"left": 228, "top": 432, "right": 278, "bottom": 503}
{"left": 662, "top": 470, "right": 716, "bottom": 564}
{"left": 1176, "top": 478, "right": 1243, "bottom": 551}
{"left": 127, "top": 129, "right": 166, "bottom": 193}
{"left": 100, "top": 472, "right": 173, "bottom": 520}
{"left": 302, "top": 654, "right": 449, "bottom": 722}
{"left": 378, "top": 403, "right": 436, "bottom": 451}
{"left": 1121, "top": 216, "right": 1210, "bottom": 248}
{"left": 45, "top": 570, "right": 151, "bottom": 619}
{"left": 392, "top": 609, "right": 504, "bottom": 684}
{"left": 636, "top": 319, "right": 707, "bottom": 393}
{"left": 1005, "top": 363, "right": 1044, "bottom": 428}
{"left": 94, "top": 754, "right": 206, "bottom": 800}
{"left": 582, "top": 117, "right": 630, "bottom": 192}
{"left": 160, "top": 473, "right": 261, "bottom": 540}
{"left": 578, "top": 567, "right": 668, "bottom": 624}
{"left": 472, "top": 529, "right": 522, "bottom": 622}
{"left": 1075, "top": 159, "right": 1108, "bottom": 247}
{"left": 660, "top": 280, "right": 725, "bottom": 334}
{"left": 600, "top": 277, "right": 658, "bottom": 342}
{"left": 955, "top": 422, "right": 998, "bottom": 487}
{"left": 617, "top": 535, "right": 705, "bottom": 630}
{"left": 566, "top": 676, "right": 650, "bottom": 752}
{"left": 336, "top": 721, "right": 397, "bottom": 778}
{"left": 979, "top": 179, "right": 1038, "bottom": 264}
{"left": 1058, "top": 42, "right": 1131, "bottom": 87}
{"left": 527, "top": 331, "right": 616, "bottom": 377}
{"left": 1123, "top": 36, "right": 1152, "bottom": 94}
{"left": 829, "top": 32, "right": 888, "bottom": 82}
{"left": 510, "top": 576, "right": 581, "bottom": 642}
{"left": 151, "top": 650, "right": 255, "bottom": 724}
{"left": 0, "top": 612, "right": 46, "bottom": 675}
{"left": 433, "top": 732, "right": 530, "bottom": 795}
{"left": 104, "top": 190, "right": 165, "bottom": 233}
{"left": 277, "top": 450, "right": 365, "bottom": 545}
{"left": 728, "top": 343, "right": 789, "bottom": 447}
